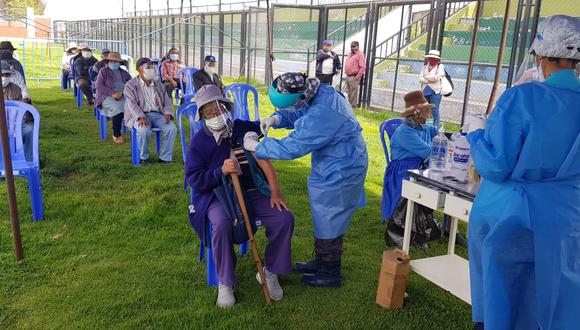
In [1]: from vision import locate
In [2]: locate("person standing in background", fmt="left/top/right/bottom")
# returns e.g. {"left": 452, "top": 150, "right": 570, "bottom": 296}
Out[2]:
{"left": 316, "top": 40, "right": 341, "bottom": 85}
{"left": 418, "top": 49, "right": 445, "bottom": 128}
{"left": 344, "top": 41, "right": 366, "bottom": 108}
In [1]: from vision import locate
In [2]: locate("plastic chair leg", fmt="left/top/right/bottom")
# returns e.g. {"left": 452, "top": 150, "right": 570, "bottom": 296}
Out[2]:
{"left": 76, "top": 87, "right": 83, "bottom": 109}
{"left": 239, "top": 241, "right": 249, "bottom": 256}
{"left": 122, "top": 121, "right": 126, "bottom": 135}
{"left": 73, "top": 84, "right": 78, "bottom": 97}
{"left": 206, "top": 223, "right": 219, "bottom": 287}
{"left": 99, "top": 116, "right": 108, "bottom": 141}
{"left": 25, "top": 168, "right": 44, "bottom": 222}
{"left": 154, "top": 131, "right": 161, "bottom": 154}
{"left": 131, "top": 128, "right": 140, "bottom": 166}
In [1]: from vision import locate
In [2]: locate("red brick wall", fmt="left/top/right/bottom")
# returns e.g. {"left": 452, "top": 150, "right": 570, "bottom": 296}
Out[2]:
{"left": 0, "top": 17, "right": 53, "bottom": 38}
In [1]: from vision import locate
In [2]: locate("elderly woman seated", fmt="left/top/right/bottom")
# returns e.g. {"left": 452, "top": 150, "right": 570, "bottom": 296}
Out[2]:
{"left": 185, "top": 85, "right": 295, "bottom": 309}
{"left": 381, "top": 91, "right": 438, "bottom": 246}
{"left": 95, "top": 52, "right": 132, "bottom": 144}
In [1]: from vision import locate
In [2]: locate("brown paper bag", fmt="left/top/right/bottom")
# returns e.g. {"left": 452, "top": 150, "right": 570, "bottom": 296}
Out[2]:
{"left": 376, "top": 249, "right": 410, "bottom": 308}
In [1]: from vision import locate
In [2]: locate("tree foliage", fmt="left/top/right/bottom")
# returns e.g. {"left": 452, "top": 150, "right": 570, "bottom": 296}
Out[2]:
{"left": 0, "top": 0, "right": 47, "bottom": 16}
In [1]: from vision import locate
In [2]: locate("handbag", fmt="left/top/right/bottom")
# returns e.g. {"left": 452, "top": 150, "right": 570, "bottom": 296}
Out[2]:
{"left": 213, "top": 175, "right": 257, "bottom": 244}
{"left": 441, "top": 69, "right": 454, "bottom": 97}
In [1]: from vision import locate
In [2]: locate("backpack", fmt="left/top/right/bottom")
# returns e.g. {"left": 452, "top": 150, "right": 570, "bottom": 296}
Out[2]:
{"left": 441, "top": 69, "right": 454, "bottom": 97}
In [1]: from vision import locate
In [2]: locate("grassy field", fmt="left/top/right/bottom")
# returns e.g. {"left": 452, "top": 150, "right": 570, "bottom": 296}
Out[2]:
{"left": 0, "top": 79, "right": 471, "bottom": 329}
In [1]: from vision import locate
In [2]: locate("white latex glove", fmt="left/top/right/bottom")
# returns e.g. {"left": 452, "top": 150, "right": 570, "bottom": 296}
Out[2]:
{"left": 260, "top": 115, "right": 280, "bottom": 136}
{"left": 462, "top": 114, "right": 487, "bottom": 133}
{"left": 243, "top": 131, "right": 260, "bottom": 152}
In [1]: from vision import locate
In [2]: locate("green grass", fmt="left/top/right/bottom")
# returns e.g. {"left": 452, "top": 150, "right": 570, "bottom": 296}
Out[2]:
{"left": 0, "top": 79, "right": 471, "bottom": 329}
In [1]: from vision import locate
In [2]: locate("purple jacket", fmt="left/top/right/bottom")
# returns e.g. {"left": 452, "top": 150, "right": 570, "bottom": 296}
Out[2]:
{"left": 185, "top": 120, "right": 260, "bottom": 251}
{"left": 95, "top": 67, "right": 131, "bottom": 107}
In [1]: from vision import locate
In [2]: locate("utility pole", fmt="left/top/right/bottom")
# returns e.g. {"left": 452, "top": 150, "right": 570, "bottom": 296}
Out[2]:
{"left": 167, "top": 0, "right": 170, "bottom": 15}
{"left": 134, "top": 0, "right": 137, "bottom": 17}
{"left": 180, "top": 0, "right": 184, "bottom": 16}
{"left": 149, "top": 0, "right": 152, "bottom": 17}
{"left": 121, "top": 0, "right": 124, "bottom": 18}
{"left": 0, "top": 76, "right": 24, "bottom": 261}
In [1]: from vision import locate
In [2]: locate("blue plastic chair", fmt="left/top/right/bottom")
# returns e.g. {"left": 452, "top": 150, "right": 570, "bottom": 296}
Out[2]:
{"left": 224, "top": 83, "right": 260, "bottom": 121}
{"left": 70, "top": 57, "right": 78, "bottom": 98}
{"left": 0, "top": 101, "right": 44, "bottom": 221}
{"left": 130, "top": 127, "right": 161, "bottom": 166}
{"left": 379, "top": 118, "right": 403, "bottom": 166}
{"left": 379, "top": 118, "right": 403, "bottom": 224}
{"left": 97, "top": 106, "right": 126, "bottom": 141}
{"left": 178, "top": 67, "right": 199, "bottom": 104}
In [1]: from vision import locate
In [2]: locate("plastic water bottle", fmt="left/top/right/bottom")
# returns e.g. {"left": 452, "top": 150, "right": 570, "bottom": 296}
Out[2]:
{"left": 451, "top": 133, "right": 471, "bottom": 177}
{"left": 429, "top": 128, "right": 449, "bottom": 171}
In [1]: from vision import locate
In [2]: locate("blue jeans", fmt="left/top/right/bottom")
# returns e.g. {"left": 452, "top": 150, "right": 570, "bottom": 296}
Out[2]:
{"left": 22, "top": 122, "right": 33, "bottom": 162}
{"left": 134, "top": 112, "right": 177, "bottom": 161}
{"left": 425, "top": 93, "right": 442, "bottom": 128}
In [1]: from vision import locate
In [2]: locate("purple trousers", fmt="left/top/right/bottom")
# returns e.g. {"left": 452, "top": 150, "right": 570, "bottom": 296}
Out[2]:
{"left": 207, "top": 190, "right": 295, "bottom": 286}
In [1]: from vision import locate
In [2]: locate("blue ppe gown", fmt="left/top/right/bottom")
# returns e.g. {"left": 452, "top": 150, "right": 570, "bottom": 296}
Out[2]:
{"left": 255, "top": 84, "right": 368, "bottom": 239}
{"left": 467, "top": 69, "right": 580, "bottom": 330}
{"left": 382, "top": 123, "right": 437, "bottom": 220}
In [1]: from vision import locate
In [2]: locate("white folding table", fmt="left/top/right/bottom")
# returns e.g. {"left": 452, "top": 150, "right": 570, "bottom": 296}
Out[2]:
{"left": 400, "top": 169, "right": 480, "bottom": 305}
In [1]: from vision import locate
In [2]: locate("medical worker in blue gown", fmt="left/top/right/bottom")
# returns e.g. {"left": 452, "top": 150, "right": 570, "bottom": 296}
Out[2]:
{"left": 243, "top": 72, "right": 368, "bottom": 287}
{"left": 466, "top": 15, "right": 580, "bottom": 330}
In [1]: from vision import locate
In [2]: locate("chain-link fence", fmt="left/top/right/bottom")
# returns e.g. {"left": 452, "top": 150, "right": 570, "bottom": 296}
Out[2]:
{"left": 45, "top": 0, "right": 571, "bottom": 123}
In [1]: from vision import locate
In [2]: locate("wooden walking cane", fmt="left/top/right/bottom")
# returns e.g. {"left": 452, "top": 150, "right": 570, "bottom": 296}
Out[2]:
{"left": 230, "top": 173, "right": 272, "bottom": 305}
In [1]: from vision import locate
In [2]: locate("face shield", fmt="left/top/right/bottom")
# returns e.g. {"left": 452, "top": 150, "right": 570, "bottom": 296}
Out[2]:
{"left": 202, "top": 100, "right": 233, "bottom": 133}
{"left": 514, "top": 53, "right": 544, "bottom": 85}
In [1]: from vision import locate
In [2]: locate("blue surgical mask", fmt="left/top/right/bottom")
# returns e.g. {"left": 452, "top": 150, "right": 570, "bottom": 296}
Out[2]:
{"left": 169, "top": 54, "right": 179, "bottom": 61}
{"left": 109, "top": 63, "right": 120, "bottom": 71}
{"left": 426, "top": 119, "right": 434, "bottom": 126}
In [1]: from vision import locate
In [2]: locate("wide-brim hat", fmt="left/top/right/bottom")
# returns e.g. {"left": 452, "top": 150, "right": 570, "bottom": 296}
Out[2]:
{"left": 401, "top": 91, "right": 435, "bottom": 117}
{"left": 66, "top": 42, "right": 78, "bottom": 52}
{"left": 423, "top": 49, "right": 441, "bottom": 59}
{"left": 0, "top": 41, "right": 17, "bottom": 51}
{"left": 106, "top": 51, "right": 123, "bottom": 62}
{"left": 194, "top": 85, "right": 232, "bottom": 121}
{"left": 78, "top": 43, "right": 91, "bottom": 51}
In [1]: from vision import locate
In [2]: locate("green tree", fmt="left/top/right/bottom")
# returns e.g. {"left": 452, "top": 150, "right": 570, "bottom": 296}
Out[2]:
{"left": 0, "top": 0, "right": 47, "bottom": 16}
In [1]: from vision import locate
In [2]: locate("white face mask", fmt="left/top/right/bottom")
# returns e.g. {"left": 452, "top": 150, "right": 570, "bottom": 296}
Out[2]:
{"left": 205, "top": 65, "right": 215, "bottom": 75}
{"left": 205, "top": 113, "right": 229, "bottom": 131}
{"left": 81, "top": 51, "right": 92, "bottom": 59}
{"left": 169, "top": 54, "right": 179, "bottom": 61}
{"left": 2, "top": 77, "right": 10, "bottom": 87}
{"left": 143, "top": 68, "right": 158, "bottom": 81}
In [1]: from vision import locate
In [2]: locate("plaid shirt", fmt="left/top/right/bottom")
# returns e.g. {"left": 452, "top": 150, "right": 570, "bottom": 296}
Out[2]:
{"left": 161, "top": 60, "right": 184, "bottom": 81}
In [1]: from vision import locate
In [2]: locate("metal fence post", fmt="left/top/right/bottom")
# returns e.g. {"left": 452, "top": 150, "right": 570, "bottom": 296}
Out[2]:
{"left": 219, "top": 12, "right": 225, "bottom": 76}
{"left": 200, "top": 14, "right": 206, "bottom": 65}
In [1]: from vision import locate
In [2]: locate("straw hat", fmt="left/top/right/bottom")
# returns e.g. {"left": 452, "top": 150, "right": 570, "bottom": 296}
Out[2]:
{"left": 401, "top": 91, "right": 435, "bottom": 117}
{"left": 423, "top": 49, "right": 441, "bottom": 60}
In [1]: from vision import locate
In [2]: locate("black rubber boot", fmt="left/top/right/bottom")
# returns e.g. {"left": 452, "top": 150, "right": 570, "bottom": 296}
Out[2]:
{"left": 301, "top": 236, "right": 343, "bottom": 288}
{"left": 295, "top": 257, "right": 320, "bottom": 274}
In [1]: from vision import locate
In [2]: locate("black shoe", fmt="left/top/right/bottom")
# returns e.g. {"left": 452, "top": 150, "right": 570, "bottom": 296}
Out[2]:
{"left": 301, "top": 273, "right": 342, "bottom": 287}
{"left": 140, "top": 159, "right": 149, "bottom": 164}
{"left": 295, "top": 258, "right": 319, "bottom": 274}
{"left": 88, "top": 100, "right": 95, "bottom": 106}
{"left": 159, "top": 159, "right": 173, "bottom": 164}
{"left": 301, "top": 261, "right": 342, "bottom": 287}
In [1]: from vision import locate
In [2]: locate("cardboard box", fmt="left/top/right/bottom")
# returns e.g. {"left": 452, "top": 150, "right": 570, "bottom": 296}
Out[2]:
{"left": 376, "top": 249, "right": 410, "bottom": 308}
